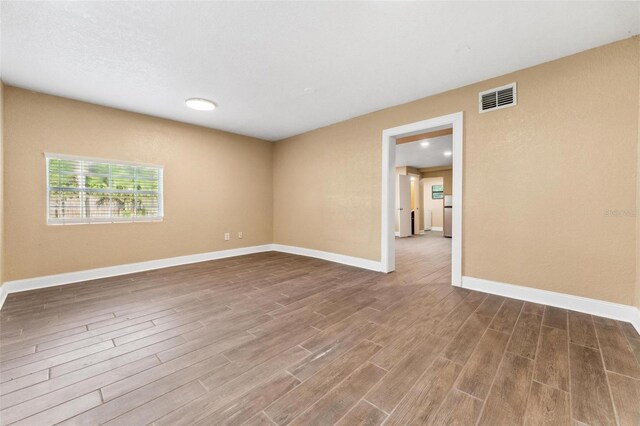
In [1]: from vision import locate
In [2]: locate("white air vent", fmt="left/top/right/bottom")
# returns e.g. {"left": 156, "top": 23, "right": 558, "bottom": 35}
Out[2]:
{"left": 479, "top": 82, "right": 517, "bottom": 113}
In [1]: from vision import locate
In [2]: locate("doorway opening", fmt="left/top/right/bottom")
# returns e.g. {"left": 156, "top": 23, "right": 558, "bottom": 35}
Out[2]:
{"left": 381, "top": 112, "right": 463, "bottom": 286}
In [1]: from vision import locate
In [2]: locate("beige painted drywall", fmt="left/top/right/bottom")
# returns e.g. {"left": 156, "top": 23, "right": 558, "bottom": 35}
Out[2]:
{"left": 421, "top": 169, "right": 450, "bottom": 231}
{"left": 396, "top": 166, "right": 420, "bottom": 176}
{"left": 274, "top": 36, "right": 640, "bottom": 305}
{"left": 423, "top": 177, "right": 444, "bottom": 228}
{"left": 421, "top": 168, "right": 451, "bottom": 231}
{"left": 0, "top": 82, "right": 4, "bottom": 285}
{"left": 637, "top": 36, "right": 640, "bottom": 310}
{"left": 3, "top": 87, "right": 274, "bottom": 281}
{"left": 421, "top": 168, "right": 452, "bottom": 196}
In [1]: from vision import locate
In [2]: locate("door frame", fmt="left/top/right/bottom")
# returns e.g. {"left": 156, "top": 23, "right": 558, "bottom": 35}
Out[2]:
{"left": 380, "top": 112, "right": 464, "bottom": 286}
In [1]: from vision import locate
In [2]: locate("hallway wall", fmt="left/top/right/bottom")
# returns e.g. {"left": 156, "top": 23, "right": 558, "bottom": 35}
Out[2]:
{"left": 422, "top": 177, "right": 444, "bottom": 229}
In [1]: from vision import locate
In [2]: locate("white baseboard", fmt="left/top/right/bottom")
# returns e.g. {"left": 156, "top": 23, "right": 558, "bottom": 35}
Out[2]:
{"left": 394, "top": 232, "right": 400, "bottom": 237}
{"left": 272, "top": 244, "right": 382, "bottom": 272}
{"left": 2, "top": 246, "right": 638, "bottom": 334}
{"left": 0, "top": 245, "right": 273, "bottom": 310}
{"left": 429, "top": 227, "right": 443, "bottom": 231}
{"left": 462, "top": 276, "right": 640, "bottom": 334}
{"left": 0, "top": 286, "right": 7, "bottom": 311}
{"left": 0, "top": 243, "right": 383, "bottom": 310}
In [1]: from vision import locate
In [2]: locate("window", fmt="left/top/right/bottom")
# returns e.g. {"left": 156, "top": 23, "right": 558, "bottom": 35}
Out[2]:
{"left": 46, "top": 154, "right": 163, "bottom": 224}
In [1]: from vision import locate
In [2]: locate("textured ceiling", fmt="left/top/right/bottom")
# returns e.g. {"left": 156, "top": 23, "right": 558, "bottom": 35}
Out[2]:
{"left": 1, "top": 2, "right": 639, "bottom": 141}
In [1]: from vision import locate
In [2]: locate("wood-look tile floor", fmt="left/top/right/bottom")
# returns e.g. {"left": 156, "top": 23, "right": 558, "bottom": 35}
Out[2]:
{"left": 1, "top": 232, "right": 639, "bottom": 425}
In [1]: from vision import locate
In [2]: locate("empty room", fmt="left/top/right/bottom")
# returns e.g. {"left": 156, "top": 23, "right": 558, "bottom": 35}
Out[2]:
{"left": 1, "top": 2, "right": 640, "bottom": 425}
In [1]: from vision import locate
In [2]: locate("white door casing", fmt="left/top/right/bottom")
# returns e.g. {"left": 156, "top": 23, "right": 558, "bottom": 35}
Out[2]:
{"left": 381, "top": 112, "right": 463, "bottom": 286}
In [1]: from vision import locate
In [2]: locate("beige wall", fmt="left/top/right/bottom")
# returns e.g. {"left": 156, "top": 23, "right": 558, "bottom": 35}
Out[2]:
{"left": 421, "top": 168, "right": 451, "bottom": 229}
{"left": 274, "top": 37, "right": 640, "bottom": 305}
{"left": 422, "top": 177, "right": 444, "bottom": 228}
{"left": 637, "top": 36, "right": 640, "bottom": 310}
{"left": 2, "top": 38, "right": 639, "bottom": 310}
{"left": 3, "top": 87, "right": 274, "bottom": 281}
{"left": 421, "top": 168, "right": 452, "bottom": 196}
{"left": 396, "top": 166, "right": 420, "bottom": 175}
{"left": 0, "top": 82, "right": 4, "bottom": 285}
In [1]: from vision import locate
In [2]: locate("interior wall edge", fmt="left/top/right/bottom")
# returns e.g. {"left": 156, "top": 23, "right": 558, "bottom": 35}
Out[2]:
{"left": 271, "top": 243, "right": 382, "bottom": 272}
{"left": 0, "top": 244, "right": 275, "bottom": 310}
{"left": 463, "top": 276, "right": 640, "bottom": 334}
{"left": 3, "top": 246, "right": 639, "bottom": 333}
{"left": 0, "top": 243, "right": 382, "bottom": 310}
{"left": 0, "top": 286, "right": 6, "bottom": 311}
{"left": 272, "top": 35, "right": 640, "bottom": 307}
{"left": 636, "top": 35, "right": 640, "bottom": 310}
{"left": 0, "top": 80, "right": 4, "bottom": 290}
{"left": 4, "top": 86, "right": 275, "bottom": 281}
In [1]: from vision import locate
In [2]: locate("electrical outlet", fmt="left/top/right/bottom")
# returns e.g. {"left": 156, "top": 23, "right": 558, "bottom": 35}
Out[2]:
{"left": 238, "top": 232, "right": 243, "bottom": 239}
{"left": 224, "top": 232, "right": 230, "bottom": 241}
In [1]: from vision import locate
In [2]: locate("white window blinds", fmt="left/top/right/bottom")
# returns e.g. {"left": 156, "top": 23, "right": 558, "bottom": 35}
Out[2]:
{"left": 46, "top": 154, "right": 164, "bottom": 224}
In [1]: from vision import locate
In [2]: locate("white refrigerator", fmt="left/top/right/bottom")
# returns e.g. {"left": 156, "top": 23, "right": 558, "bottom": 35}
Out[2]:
{"left": 443, "top": 195, "right": 452, "bottom": 238}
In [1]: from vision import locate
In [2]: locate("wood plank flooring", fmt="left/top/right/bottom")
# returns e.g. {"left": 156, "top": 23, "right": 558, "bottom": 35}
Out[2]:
{"left": 1, "top": 232, "right": 639, "bottom": 425}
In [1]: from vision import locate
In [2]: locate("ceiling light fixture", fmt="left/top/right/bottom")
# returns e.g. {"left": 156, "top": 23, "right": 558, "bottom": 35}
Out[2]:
{"left": 185, "top": 98, "right": 217, "bottom": 111}
{"left": 444, "top": 151, "right": 452, "bottom": 156}
{"left": 420, "top": 141, "right": 430, "bottom": 147}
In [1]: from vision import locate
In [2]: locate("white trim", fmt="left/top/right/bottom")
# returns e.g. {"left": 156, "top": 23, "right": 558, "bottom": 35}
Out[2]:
{"left": 0, "top": 286, "right": 7, "bottom": 311}
{"left": 46, "top": 153, "right": 165, "bottom": 226}
{"left": 1, "top": 246, "right": 638, "bottom": 334}
{"left": 0, "top": 244, "right": 383, "bottom": 310}
{"left": 381, "top": 112, "right": 463, "bottom": 286}
{"left": 272, "top": 244, "right": 382, "bottom": 272}
{"left": 47, "top": 217, "right": 164, "bottom": 226}
{"left": 394, "top": 231, "right": 400, "bottom": 237}
{"left": 429, "top": 227, "right": 444, "bottom": 232}
{"left": 44, "top": 152, "right": 164, "bottom": 169}
{"left": 0, "top": 245, "right": 273, "bottom": 306}
{"left": 462, "top": 276, "right": 640, "bottom": 334}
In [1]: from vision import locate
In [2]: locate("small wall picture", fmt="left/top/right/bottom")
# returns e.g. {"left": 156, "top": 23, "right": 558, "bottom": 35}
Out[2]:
{"left": 432, "top": 185, "right": 444, "bottom": 199}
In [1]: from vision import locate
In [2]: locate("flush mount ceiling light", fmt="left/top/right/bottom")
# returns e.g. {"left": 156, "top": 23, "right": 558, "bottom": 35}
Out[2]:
{"left": 185, "top": 98, "right": 217, "bottom": 111}
{"left": 420, "top": 141, "right": 430, "bottom": 147}
{"left": 444, "top": 151, "right": 452, "bottom": 156}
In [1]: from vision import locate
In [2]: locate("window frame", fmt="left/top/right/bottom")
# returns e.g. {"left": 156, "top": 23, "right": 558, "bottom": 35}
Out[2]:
{"left": 45, "top": 153, "right": 164, "bottom": 225}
